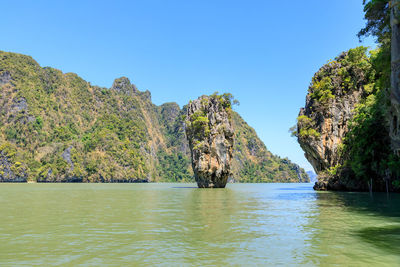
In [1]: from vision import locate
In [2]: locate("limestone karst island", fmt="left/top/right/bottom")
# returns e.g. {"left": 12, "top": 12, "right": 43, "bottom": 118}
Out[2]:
{"left": 185, "top": 94, "right": 235, "bottom": 188}
{"left": 0, "top": 0, "right": 399, "bottom": 266}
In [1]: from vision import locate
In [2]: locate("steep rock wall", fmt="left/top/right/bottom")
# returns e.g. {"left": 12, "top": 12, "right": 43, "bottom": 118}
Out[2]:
{"left": 185, "top": 95, "right": 234, "bottom": 188}
{"left": 296, "top": 47, "right": 375, "bottom": 190}
{"left": 0, "top": 50, "right": 308, "bottom": 183}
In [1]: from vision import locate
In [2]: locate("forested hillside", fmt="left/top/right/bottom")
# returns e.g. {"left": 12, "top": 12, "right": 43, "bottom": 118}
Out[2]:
{"left": 0, "top": 51, "right": 308, "bottom": 183}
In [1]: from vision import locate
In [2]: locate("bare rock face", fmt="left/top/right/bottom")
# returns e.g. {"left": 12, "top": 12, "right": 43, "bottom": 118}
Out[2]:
{"left": 296, "top": 48, "right": 374, "bottom": 190}
{"left": 111, "top": 77, "right": 138, "bottom": 95}
{"left": 298, "top": 90, "right": 361, "bottom": 173}
{"left": 185, "top": 95, "right": 234, "bottom": 188}
{"left": 0, "top": 71, "right": 11, "bottom": 86}
{"left": 0, "top": 150, "right": 27, "bottom": 182}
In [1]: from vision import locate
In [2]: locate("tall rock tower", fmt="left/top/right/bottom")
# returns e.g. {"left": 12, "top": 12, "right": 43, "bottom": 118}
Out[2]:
{"left": 185, "top": 94, "right": 234, "bottom": 188}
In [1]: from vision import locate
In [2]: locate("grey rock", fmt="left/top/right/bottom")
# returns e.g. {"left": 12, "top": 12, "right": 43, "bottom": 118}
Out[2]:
{"left": 11, "top": 98, "right": 28, "bottom": 113}
{"left": 0, "top": 151, "right": 27, "bottom": 182}
{"left": 185, "top": 95, "right": 234, "bottom": 188}
{"left": 62, "top": 146, "right": 74, "bottom": 171}
{"left": 47, "top": 168, "right": 54, "bottom": 180}
{"left": 296, "top": 50, "right": 373, "bottom": 190}
{"left": 27, "top": 116, "right": 36, "bottom": 123}
{"left": 298, "top": 91, "right": 361, "bottom": 173}
{"left": 297, "top": 52, "right": 364, "bottom": 174}
{"left": 111, "top": 77, "right": 137, "bottom": 95}
{"left": 0, "top": 71, "right": 11, "bottom": 85}
{"left": 140, "top": 90, "right": 151, "bottom": 101}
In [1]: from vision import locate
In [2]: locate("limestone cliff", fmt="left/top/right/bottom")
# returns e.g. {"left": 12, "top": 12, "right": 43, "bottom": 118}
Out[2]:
{"left": 185, "top": 95, "right": 234, "bottom": 188}
{"left": 0, "top": 144, "right": 28, "bottom": 182}
{"left": 295, "top": 47, "right": 376, "bottom": 190}
{"left": 0, "top": 50, "right": 308, "bottom": 183}
{"left": 298, "top": 73, "right": 363, "bottom": 172}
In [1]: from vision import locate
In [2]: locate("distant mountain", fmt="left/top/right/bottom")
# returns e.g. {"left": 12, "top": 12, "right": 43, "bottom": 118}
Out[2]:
{"left": 0, "top": 50, "right": 309, "bottom": 183}
{"left": 306, "top": 171, "right": 318, "bottom": 183}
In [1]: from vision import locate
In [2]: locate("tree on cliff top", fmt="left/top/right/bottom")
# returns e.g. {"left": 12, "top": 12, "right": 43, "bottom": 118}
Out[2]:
{"left": 358, "top": 0, "right": 390, "bottom": 44}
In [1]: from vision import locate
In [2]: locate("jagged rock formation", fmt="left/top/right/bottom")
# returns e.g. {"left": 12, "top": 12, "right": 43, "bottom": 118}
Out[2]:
{"left": 111, "top": 76, "right": 138, "bottom": 95}
{"left": 298, "top": 85, "right": 362, "bottom": 173}
{"left": 0, "top": 50, "right": 308, "bottom": 183}
{"left": 0, "top": 149, "right": 27, "bottom": 182}
{"left": 185, "top": 95, "right": 234, "bottom": 188}
{"left": 295, "top": 47, "right": 375, "bottom": 190}
{"left": 0, "top": 71, "right": 11, "bottom": 85}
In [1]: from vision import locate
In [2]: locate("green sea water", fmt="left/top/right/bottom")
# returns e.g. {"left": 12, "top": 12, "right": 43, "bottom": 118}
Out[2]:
{"left": 0, "top": 183, "right": 399, "bottom": 266}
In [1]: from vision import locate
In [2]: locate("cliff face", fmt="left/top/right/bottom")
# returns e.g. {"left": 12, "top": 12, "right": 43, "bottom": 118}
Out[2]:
{"left": 298, "top": 84, "right": 362, "bottom": 173}
{"left": 185, "top": 95, "right": 234, "bottom": 188}
{"left": 0, "top": 144, "right": 28, "bottom": 182}
{"left": 296, "top": 47, "right": 376, "bottom": 190}
{"left": 0, "top": 50, "right": 308, "bottom": 183}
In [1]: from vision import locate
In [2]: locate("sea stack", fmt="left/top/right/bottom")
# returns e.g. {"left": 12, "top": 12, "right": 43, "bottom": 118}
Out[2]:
{"left": 185, "top": 94, "right": 234, "bottom": 188}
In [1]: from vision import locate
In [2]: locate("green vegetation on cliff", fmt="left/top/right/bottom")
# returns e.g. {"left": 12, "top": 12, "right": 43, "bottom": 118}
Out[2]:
{"left": 309, "top": 46, "right": 376, "bottom": 105}
{"left": 294, "top": 45, "right": 400, "bottom": 191}
{"left": 0, "top": 51, "right": 308, "bottom": 183}
{"left": 233, "top": 112, "right": 308, "bottom": 183}
{"left": 341, "top": 0, "right": 400, "bottom": 190}
{"left": 294, "top": 1, "right": 400, "bottom": 191}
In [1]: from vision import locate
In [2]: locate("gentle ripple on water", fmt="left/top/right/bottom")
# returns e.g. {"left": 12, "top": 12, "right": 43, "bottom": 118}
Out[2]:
{"left": 0, "top": 183, "right": 399, "bottom": 266}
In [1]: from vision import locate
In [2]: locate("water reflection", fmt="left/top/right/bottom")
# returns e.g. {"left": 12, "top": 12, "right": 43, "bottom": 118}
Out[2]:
{"left": 181, "top": 188, "right": 240, "bottom": 265}
{"left": 308, "top": 190, "right": 400, "bottom": 266}
{"left": 1, "top": 183, "right": 399, "bottom": 266}
{"left": 357, "top": 225, "right": 400, "bottom": 254}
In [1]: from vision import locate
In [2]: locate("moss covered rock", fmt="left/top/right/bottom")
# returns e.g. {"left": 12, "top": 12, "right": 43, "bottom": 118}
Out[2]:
{"left": 186, "top": 94, "right": 234, "bottom": 188}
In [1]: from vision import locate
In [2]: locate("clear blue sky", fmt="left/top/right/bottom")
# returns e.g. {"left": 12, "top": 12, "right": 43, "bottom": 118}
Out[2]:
{"left": 1, "top": 0, "right": 376, "bottom": 171}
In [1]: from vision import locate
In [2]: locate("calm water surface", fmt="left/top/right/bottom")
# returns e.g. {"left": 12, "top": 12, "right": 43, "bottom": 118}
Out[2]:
{"left": 0, "top": 183, "right": 399, "bottom": 266}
